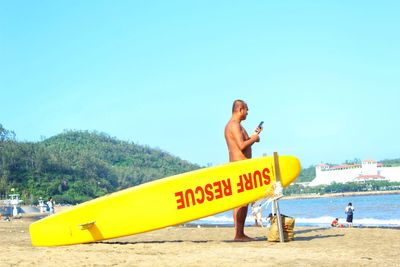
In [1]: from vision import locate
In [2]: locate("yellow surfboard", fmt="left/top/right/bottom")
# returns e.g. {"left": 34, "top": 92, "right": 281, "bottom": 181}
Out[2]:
{"left": 30, "top": 155, "right": 300, "bottom": 246}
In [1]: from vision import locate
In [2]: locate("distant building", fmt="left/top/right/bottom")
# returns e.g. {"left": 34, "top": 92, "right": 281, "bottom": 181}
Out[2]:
{"left": 309, "top": 159, "right": 400, "bottom": 186}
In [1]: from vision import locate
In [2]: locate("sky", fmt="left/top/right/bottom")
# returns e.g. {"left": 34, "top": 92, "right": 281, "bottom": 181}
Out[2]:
{"left": 1, "top": 1, "right": 399, "bottom": 168}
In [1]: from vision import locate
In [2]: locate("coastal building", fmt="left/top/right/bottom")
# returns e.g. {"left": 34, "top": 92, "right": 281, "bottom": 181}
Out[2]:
{"left": 309, "top": 159, "right": 400, "bottom": 186}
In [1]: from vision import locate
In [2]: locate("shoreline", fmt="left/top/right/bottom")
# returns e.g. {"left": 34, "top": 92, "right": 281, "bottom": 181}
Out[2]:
{"left": 182, "top": 223, "right": 400, "bottom": 230}
{"left": 283, "top": 190, "right": 400, "bottom": 200}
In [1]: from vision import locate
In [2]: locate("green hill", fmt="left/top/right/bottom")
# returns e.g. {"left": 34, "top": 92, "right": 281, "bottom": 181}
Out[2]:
{"left": 0, "top": 126, "right": 200, "bottom": 204}
{"left": 295, "top": 165, "right": 316, "bottom": 183}
{"left": 2, "top": 124, "right": 399, "bottom": 203}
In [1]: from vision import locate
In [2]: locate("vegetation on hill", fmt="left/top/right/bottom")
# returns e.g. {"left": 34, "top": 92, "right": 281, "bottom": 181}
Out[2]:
{"left": 381, "top": 158, "right": 400, "bottom": 167}
{"left": 0, "top": 124, "right": 200, "bottom": 204}
{"left": 295, "top": 165, "right": 316, "bottom": 183}
{"left": 1, "top": 123, "right": 399, "bottom": 203}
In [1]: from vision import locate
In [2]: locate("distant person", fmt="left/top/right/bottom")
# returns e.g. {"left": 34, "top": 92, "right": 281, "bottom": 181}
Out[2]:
{"left": 224, "top": 99, "right": 263, "bottom": 241}
{"left": 251, "top": 203, "right": 263, "bottom": 227}
{"left": 331, "top": 218, "right": 339, "bottom": 227}
{"left": 331, "top": 218, "right": 344, "bottom": 228}
{"left": 266, "top": 213, "right": 274, "bottom": 225}
{"left": 47, "top": 197, "right": 55, "bottom": 215}
{"left": 345, "top": 202, "right": 354, "bottom": 227}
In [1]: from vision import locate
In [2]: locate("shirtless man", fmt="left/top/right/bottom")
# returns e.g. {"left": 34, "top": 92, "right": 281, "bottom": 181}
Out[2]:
{"left": 224, "top": 99, "right": 263, "bottom": 241}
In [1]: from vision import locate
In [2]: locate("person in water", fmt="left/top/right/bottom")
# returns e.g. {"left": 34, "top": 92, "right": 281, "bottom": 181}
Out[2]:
{"left": 345, "top": 202, "right": 355, "bottom": 227}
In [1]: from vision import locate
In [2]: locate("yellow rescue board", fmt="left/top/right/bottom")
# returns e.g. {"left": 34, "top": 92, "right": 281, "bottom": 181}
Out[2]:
{"left": 30, "top": 155, "right": 300, "bottom": 246}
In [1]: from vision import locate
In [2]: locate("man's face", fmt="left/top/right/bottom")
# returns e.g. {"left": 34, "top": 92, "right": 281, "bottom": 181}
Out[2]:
{"left": 240, "top": 104, "right": 249, "bottom": 120}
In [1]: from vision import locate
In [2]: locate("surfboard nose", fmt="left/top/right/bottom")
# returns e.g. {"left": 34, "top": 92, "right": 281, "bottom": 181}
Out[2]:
{"left": 279, "top": 156, "right": 301, "bottom": 187}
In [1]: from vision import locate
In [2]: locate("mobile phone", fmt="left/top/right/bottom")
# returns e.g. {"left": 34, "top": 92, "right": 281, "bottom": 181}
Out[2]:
{"left": 257, "top": 121, "right": 264, "bottom": 128}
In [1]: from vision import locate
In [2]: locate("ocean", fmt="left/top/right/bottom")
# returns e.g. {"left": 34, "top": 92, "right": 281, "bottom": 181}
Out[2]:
{"left": 191, "top": 193, "right": 400, "bottom": 227}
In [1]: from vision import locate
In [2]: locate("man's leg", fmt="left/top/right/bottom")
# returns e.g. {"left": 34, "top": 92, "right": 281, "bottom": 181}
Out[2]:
{"left": 233, "top": 205, "right": 252, "bottom": 241}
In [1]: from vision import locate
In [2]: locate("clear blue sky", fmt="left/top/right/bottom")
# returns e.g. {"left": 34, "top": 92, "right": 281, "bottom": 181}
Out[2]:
{"left": 1, "top": 1, "right": 399, "bottom": 168}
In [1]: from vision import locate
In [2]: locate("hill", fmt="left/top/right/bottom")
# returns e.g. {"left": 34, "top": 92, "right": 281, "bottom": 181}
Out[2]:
{"left": 0, "top": 126, "right": 200, "bottom": 204}
{"left": 2, "top": 124, "right": 399, "bottom": 203}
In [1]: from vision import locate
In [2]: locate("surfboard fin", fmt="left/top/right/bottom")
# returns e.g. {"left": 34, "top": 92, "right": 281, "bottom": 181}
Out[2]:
{"left": 80, "top": 221, "right": 96, "bottom": 230}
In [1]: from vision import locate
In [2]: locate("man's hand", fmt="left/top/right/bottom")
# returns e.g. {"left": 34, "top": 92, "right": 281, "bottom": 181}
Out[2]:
{"left": 255, "top": 126, "right": 263, "bottom": 134}
{"left": 252, "top": 125, "right": 263, "bottom": 137}
{"left": 250, "top": 133, "right": 260, "bottom": 142}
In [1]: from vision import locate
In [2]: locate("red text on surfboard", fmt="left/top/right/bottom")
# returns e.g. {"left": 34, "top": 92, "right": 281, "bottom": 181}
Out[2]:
{"left": 236, "top": 167, "right": 270, "bottom": 193}
{"left": 175, "top": 167, "right": 271, "bottom": 210}
{"left": 175, "top": 179, "right": 233, "bottom": 210}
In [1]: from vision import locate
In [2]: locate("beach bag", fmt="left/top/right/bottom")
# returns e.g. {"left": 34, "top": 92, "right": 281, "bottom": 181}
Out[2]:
{"left": 267, "top": 215, "right": 295, "bottom": 242}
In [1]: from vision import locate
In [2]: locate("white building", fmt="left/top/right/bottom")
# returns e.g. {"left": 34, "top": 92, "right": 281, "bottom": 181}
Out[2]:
{"left": 309, "top": 159, "right": 400, "bottom": 186}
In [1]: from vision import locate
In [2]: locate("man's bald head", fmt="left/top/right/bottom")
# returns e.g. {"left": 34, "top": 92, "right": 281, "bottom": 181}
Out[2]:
{"left": 232, "top": 99, "right": 247, "bottom": 113}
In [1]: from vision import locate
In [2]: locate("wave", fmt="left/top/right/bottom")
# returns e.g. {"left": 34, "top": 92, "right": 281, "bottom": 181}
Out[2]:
{"left": 295, "top": 216, "right": 400, "bottom": 226}
{"left": 192, "top": 215, "right": 400, "bottom": 227}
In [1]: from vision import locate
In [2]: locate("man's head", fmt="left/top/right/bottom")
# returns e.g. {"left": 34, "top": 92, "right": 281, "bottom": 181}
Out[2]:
{"left": 232, "top": 99, "right": 248, "bottom": 120}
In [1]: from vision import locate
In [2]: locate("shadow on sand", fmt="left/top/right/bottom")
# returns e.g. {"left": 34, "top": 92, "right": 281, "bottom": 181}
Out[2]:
{"left": 95, "top": 228, "right": 343, "bottom": 245}
{"left": 96, "top": 240, "right": 209, "bottom": 245}
{"left": 225, "top": 228, "right": 345, "bottom": 243}
{"left": 294, "top": 234, "right": 344, "bottom": 241}
{"left": 294, "top": 227, "right": 344, "bottom": 241}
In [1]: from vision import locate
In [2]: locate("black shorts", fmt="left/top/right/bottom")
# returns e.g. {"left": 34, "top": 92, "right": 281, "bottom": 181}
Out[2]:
{"left": 346, "top": 214, "right": 353, "bottom": 223}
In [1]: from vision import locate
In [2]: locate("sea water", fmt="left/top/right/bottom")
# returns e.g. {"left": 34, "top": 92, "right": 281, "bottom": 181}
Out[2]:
{"left": 191, "top": 193, "right": 400, "bottom": 227}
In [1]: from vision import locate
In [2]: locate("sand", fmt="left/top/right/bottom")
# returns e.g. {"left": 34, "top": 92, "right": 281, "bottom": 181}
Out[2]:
{"left": 1, "top": 215, "right": 399, "bottom": 267}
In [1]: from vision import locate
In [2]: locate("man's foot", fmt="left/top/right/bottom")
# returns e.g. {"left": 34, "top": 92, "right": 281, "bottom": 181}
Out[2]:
{"left": 233, "top": 235, "right": 254, "bottom": 242}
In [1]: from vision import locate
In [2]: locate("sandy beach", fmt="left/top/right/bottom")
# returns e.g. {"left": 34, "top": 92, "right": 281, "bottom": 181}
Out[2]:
{"left": 1, "top": 215, "right": 399, "bottom": 267}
